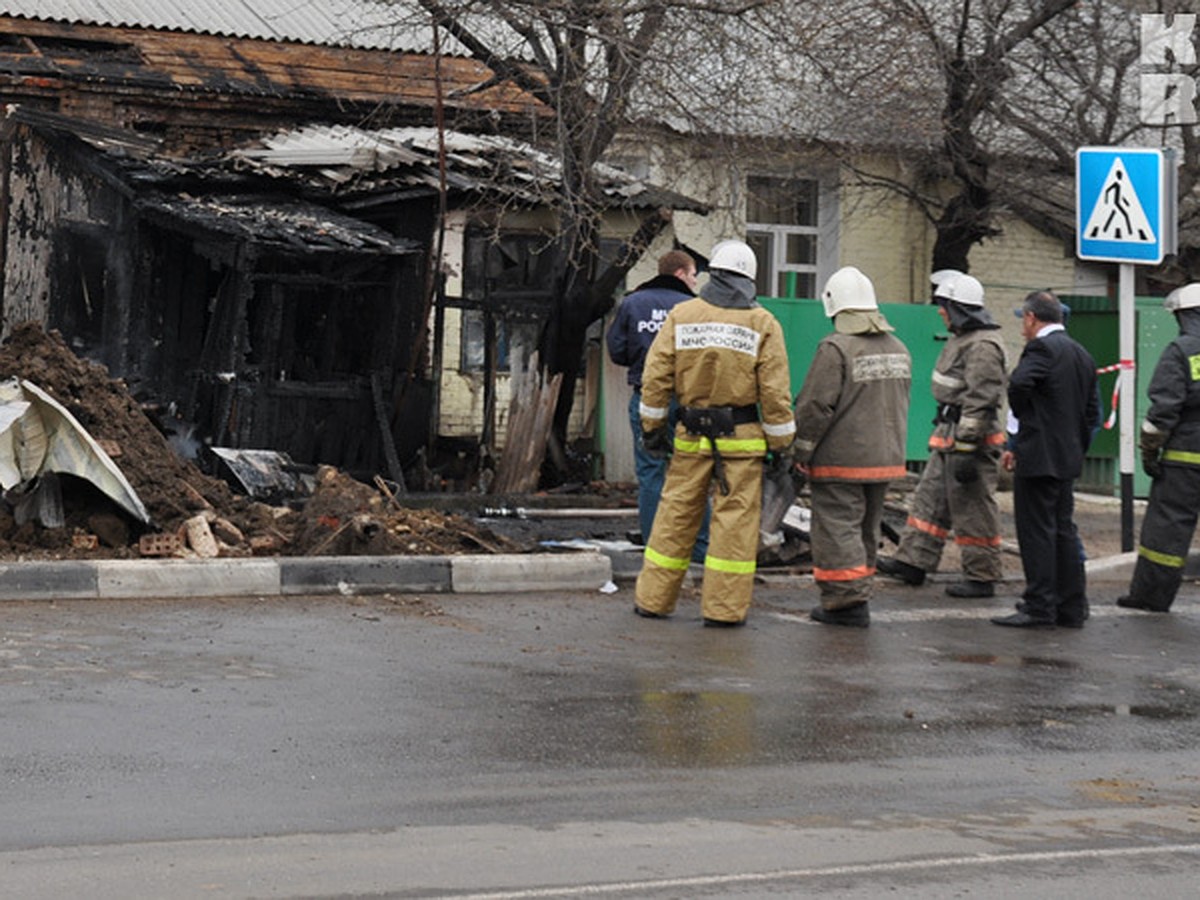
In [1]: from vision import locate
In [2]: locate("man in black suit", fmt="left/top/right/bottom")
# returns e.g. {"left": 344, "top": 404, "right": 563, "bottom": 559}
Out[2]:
{"left": 993, "top": 291, "right": 1099, "bottom": 628}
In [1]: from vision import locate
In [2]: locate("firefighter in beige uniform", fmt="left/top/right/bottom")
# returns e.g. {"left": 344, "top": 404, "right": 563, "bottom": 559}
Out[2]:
{"left": 876, "top": 272, "right": 1008, "bottom": 598}
{"left": 793, "top": 267, "right": 911, "bottom": 627}
{"left": 633, "top": 240, "right": 795, "bottom": 626}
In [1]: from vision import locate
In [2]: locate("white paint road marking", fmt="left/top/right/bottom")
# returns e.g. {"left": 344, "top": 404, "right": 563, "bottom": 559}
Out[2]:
{"left": 449, "top": 842, "right": 1200, "bottom": 899}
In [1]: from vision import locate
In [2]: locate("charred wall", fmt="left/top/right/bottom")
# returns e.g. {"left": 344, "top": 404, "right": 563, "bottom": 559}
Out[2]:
{"left": 1, "top": 124, "right": 130, "bottom": 338}
{"left": 1, "top": 122, "right": 434, "bottom": 477}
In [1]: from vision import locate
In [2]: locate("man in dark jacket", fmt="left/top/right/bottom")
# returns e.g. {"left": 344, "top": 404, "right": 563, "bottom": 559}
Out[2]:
{"left": 606, "top": 249, "right": 708, "bottom": 558}
{"left": 1117, "top": 283, "right": 1200, "bottom": 612}
{"left": 993, "top": 291, "right": 1099, "bottom": 628}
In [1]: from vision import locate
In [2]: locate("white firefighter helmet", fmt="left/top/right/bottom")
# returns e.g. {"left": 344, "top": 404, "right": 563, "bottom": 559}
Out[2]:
{"left": 821, "top": 266, "right": 878, "bottom": 317}
{"left": 708, "top": 239, "right": 757, "bottom": 281}
{"left": 934, "top": 272, "right": 985, "bottom": 307}
{"left": 1164, "top": 283, "right": 1200, "bottom": 312}
{"left": 930, "top": 269, "right": 963, "bottom": 290}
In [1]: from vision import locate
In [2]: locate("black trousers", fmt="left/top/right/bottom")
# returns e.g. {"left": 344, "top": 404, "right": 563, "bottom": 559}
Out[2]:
{"left": 1013, "top": 475, "right": 1088, "bottom": 622}
{"left": 1127, "top": 461, "right": 1200, "bottom": 610}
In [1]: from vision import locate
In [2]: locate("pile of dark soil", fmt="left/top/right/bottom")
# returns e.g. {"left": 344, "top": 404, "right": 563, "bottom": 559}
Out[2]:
{"left": 0, "top": 324, "right": 517, "bottom": 560}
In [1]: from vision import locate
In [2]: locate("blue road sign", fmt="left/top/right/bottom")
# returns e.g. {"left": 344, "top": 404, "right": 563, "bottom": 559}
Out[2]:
{"left": 1076, "top": 147, "right": 1176, "bottom": 265}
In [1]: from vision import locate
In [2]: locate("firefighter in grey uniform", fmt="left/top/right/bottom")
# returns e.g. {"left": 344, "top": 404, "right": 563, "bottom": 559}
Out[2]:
{"left": 877, "top": 271, "right": 1008, "bottom": 598}
{"left": 633, "top": 239, "right": 795, "bottom": 627}
{"left": 1118, "top": 283, "right": 1200, "bottom": 612}
{"left": 793, "top": 266, "right": 911, "bottom": 627}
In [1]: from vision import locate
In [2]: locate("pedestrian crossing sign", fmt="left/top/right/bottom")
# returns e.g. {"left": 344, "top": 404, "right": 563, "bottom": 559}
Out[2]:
{"left": 1076, "top": 147, "right": 1176, "bottom": 265}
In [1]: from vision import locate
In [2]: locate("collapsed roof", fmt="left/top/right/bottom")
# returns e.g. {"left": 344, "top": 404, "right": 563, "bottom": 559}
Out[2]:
{"left": 5, "top": 107, "right": 421, "bottom": 256}
{"left": 230, "top": 124, "right": 709, "bottom": 214}
{"left": 8, "top": 105, "right": 706, "bottom": 260}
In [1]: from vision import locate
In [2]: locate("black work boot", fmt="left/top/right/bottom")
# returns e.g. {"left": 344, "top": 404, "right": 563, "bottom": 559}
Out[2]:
{"left": 1116, "top": 595, "right": 1170, "bottom": 613}
{"left": 876, "top": 557, "right": 925, "bottom": 586}
{"left": 810, "top": 603, "right": 870, "bottom": 628}
{"left": 945, "top": 579, "right": 995, "bottom": 598}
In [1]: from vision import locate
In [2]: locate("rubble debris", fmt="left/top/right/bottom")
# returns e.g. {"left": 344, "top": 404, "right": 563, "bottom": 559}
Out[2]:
{"left": 210, "top": 447, "right": 313, "bottom": 503}
{"left": 211, "top": 517, "right": 245, "bottom": 546}
{"left": 286, "top": 466, "right": 521, "bottom": 557}
{"left": 71, "top": 531, "right": 98, "bottom": 551}
{"left": 87, "top": 512, "right": 129, "bottom": 548}
{"left": 139, "top": 532, "right": 183, "bottom": 557}
{"left": 0, "top": 324, "right": 531, "bottom": 560}
{"left": 184, "top": 514, "right": 220, "bottom": 558}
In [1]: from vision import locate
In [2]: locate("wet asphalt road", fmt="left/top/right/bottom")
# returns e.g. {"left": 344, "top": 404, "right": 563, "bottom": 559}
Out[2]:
{"left": 1, "top": 568, "right": 1199, "bottom": 898}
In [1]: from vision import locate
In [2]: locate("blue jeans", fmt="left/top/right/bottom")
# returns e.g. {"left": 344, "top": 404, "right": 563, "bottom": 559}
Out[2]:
{"left": 629, "top": 391, "right": 710, "bottom": 561}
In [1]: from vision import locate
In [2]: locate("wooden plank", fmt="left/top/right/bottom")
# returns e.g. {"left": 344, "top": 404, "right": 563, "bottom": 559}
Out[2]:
{"left": 491, "top": 351, "right": 562, "bottom": 495}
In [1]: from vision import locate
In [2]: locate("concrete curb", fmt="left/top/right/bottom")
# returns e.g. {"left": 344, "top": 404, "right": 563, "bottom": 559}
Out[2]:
{"left": 1084, "top": 551, "right": 1138, "bottom": 583}
{"left": 1080, "top": 548, "right": 1200, "bottom": 583}
{"left": 0, "top": 552, "right": 613, "bottom": 601}
{"left": 0, "top": 547, "right": 1182, "bottom": 600}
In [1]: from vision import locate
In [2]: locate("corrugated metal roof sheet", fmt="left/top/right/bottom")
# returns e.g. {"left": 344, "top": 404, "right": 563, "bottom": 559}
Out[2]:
{"left": 231, "top": 124, "right": 709, "bottom": 213}
{"left": 0, "top": 0, "right": 438, "bottom": 51}
{"left": 144, "top": 192, "right": 422, "bottom": 254}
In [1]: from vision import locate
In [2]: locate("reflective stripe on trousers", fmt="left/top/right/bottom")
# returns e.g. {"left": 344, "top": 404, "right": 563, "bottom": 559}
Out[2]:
{"left": 809, "top": 480, "right": 889, "bottom": 608}
{"left": 636, "top": 450, "right": 762, "bottom": 622}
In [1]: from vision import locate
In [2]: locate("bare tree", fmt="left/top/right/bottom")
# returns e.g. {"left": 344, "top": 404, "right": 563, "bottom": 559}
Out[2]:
{"left": 380, "top": 0, "right": 776, "bottom": 477}
{"left": 993, "top": 0, "right": 1200, "bottom": 285}
{"left": 782, "top": 1, "right": 1200, "bottom": 282}
{"left": 784, "top": 1, "right": 1079, "bottom": 274}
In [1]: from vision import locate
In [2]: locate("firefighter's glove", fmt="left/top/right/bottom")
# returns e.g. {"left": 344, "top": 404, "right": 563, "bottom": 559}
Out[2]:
{"left": 642, "top": 426, "right": 672, "bottom": 460}
{"left": 767, "top": 447, "right": 795, "bottom": 479}
{"left": 951, "top": 442, "right": 980, "bottom": 484}
{"left": 1140, "top": 429, "right": 1166, "bottom": 480}
{"left": 1141, "top": 446, "right": 1163, "bottom": 479}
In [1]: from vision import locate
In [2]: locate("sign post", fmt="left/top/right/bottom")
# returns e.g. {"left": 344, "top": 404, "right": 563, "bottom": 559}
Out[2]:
{"left": 1075, "top": 146, "right": 1177, "bottom": 552}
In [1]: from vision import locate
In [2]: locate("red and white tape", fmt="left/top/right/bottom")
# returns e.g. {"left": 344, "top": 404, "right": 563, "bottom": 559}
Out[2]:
{"left": 1095, "top": 360, "right": 1134, "bottom": 430}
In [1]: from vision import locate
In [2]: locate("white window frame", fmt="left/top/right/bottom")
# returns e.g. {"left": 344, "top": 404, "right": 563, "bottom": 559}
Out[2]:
{"left": 746, "top": 176, "right": 821, "bottom": 300}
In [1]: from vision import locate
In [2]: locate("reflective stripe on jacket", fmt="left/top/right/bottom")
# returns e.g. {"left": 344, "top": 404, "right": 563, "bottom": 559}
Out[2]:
{"left": 1143, "top": 321, "right": 1200, "bottom": 459}
{"left": 929, "top": 328, "right": 1008, "bottom": 451}
{"left": 639, "top": 297, "right": 795, "bottom": 455}
{"left": 793, "top": 331, "right": 912, "bottom": 482}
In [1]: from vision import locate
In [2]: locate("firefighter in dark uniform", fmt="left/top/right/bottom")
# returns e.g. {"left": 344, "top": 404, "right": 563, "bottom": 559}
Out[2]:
{"left": 633, "top": 239, "right": 795, "bottom": 627}
{"left": 1118, "top": 283, "right": 1200, "bottom": 612}
{"left": 876, "top": 272, "right": 1008, "bottom": 598}
{"left": 793, "top": 266, "right": 912, "bottom": 627}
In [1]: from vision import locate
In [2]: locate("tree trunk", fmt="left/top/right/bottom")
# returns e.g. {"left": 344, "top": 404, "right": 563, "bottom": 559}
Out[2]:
{"left": 541, "top": 208, "right": 674, "bottom": 480}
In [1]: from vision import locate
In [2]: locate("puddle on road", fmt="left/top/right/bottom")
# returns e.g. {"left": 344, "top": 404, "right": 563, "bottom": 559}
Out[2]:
{"left": 942, "top": 654, "right": 1198, "bottom": 721}
{"left": 946, "top": 653, "right": 1080, "bottom": 670}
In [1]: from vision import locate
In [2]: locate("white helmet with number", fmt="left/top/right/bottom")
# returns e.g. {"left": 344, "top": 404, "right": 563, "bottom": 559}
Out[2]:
{"left": 822, "top": 266, "right": 878, "bottom": 317}
{"left": 1165, "top": 283, "right": 1200, "bottom": 311}
{"left": 708, "top": 239, "right": 757, "bottom": 281}
{"left": 934, "top": 272, "right": 985, "bottom": 307}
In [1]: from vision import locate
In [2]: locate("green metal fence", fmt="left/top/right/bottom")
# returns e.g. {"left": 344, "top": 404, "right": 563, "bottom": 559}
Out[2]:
{"left": 760, "top": 297, "right": 943, "bottom": 464}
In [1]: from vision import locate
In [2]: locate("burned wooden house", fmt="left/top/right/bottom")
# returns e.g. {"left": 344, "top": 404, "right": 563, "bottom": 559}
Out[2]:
{"left": 1, "top": 107, "right": 434, "bottom": 476}
{"left": 0, "top": 2, "right": 702, "bottom": 486}
{"left": 0, "top": 1, "right": 548, "bottom": 480}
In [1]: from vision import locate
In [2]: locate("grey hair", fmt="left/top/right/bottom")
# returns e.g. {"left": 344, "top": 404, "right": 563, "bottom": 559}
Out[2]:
{"left": 1021, "top": 290, "right": 1063, "bottom": 324}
